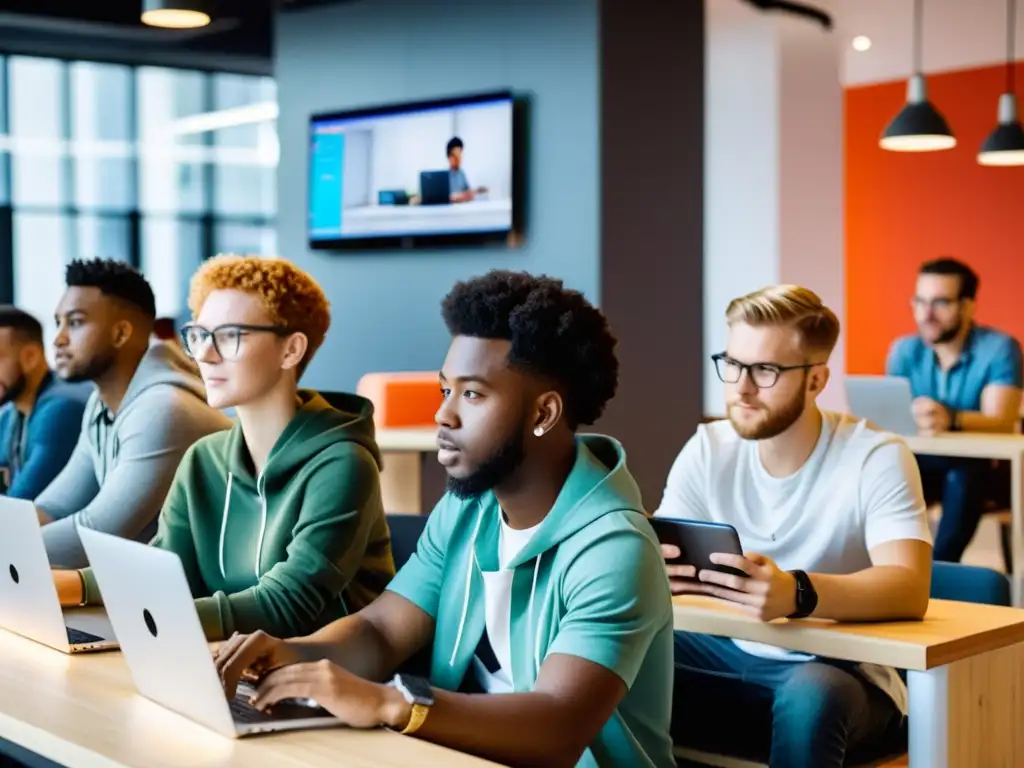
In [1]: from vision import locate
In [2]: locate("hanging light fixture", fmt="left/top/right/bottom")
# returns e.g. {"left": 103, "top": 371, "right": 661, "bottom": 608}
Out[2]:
{"left": 978, "top": 0, "right": 1024, "bottom": 166}
{"left": 880, "top": 0, "right": 956, "bottom": 151}
{"left": 141, "top": 0, "right": 213, "bottom": 29}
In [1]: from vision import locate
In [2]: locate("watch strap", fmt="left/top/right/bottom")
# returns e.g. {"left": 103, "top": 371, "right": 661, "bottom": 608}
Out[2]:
{"left": 399, "top": 702, "right": 430, "bottom": 735}
{"left": 787, "top": 569, "right": 817, "bottom": 619}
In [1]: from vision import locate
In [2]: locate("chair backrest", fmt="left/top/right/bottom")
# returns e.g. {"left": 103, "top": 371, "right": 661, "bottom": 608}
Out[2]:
{"left": 930, "top": 561, "right": 1011, "bottom": 606}
{"left": 387, "top": 513, "right": 428, "bottom": 571}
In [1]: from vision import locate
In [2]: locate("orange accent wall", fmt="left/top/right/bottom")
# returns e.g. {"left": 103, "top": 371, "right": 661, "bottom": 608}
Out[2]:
{"left": 845, "top": 62, "right": 1024, "bottom": 375}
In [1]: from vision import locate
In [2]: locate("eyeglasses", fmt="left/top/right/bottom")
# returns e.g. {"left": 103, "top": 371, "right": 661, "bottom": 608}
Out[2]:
{"left": 179, "top": 323, "right": 291, "bottom": 362}
{"left": 911, "top": 296, "right": 961, "bottom": 312}
{"left": 711, "top": 353, "right": 822, "bottom": 389}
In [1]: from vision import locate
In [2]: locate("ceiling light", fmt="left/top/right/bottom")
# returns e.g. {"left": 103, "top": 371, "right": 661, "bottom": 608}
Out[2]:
{"left": 880, "top": 0, "right": 956, "bottom": 152}
{"left": 141, "top": 0, "right": 212, "bottom": 29}
{"left": 852, "top": 35, "right": 872, "bottom": 52}
{"left": 978, "top": 0, "right": 1024, "bottom": 166}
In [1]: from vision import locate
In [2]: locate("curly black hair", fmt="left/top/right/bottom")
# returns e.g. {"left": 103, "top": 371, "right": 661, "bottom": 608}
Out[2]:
{"left": 441, "top": 270, "right": 619, "bottom": 428}
{"left": 66, "top": 259, "right": 156, "bottom": 319}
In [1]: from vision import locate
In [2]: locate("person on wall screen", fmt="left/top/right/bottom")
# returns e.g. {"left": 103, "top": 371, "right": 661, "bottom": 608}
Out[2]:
{"left": 446, "top": 137, "right": 488, "bottom": 203}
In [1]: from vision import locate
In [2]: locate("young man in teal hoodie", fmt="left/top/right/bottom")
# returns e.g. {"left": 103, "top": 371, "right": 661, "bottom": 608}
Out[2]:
{"left": 217, "top": 271, "right": 675, "bottom": 768}
{"left": 54, "top": 255, "right": 394, "bottom": 641}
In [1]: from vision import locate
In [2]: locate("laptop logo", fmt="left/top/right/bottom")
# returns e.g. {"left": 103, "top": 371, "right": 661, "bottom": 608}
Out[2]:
{"left": 143, "top": 609, "right": 158, "bottom": 638}
{"left": 8, "top": 564, "right": 18, "bottom": 584}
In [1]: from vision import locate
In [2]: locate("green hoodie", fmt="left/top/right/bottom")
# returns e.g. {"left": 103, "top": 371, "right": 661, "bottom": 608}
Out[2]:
{"left": 387, "top": 435, "right": 675, "bottom": 768}
{"left": 82, "top": 391, "right": 395, "bottom": 641}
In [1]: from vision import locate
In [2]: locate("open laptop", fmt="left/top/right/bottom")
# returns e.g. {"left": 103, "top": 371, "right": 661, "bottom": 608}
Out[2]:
{"left": 0, "top": 498, "right": 117, "bottom": 653}
{"left": 845, "top": 375, "right": 919, "bottom": 437}
{"left": 79, "top": 527, "right": 341, "bottom": 738}
{"left": 419, "top": 170, "right": 451, "bottom": 205}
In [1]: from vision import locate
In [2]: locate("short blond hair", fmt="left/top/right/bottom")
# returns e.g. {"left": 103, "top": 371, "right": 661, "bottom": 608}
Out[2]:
{"left": 188, "top": 254, "right": 331, "bottom": 373}
{"left": 725, "top": 284, "right": 839, "bottom": 357}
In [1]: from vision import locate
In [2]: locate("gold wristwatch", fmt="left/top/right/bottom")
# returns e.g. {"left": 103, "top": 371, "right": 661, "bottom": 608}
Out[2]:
{"left": 390, "top": 673, "right": 434, "bottom": 735}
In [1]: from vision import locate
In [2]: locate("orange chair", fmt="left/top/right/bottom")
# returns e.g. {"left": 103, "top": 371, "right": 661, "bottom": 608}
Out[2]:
{"left": 355, "top": 371, "right": 441, "bottom": 430}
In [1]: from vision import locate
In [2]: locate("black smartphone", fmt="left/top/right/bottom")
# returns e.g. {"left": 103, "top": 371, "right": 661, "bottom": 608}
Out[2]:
{"left": 649, "top": 517, "right": 746, "bottom": 578}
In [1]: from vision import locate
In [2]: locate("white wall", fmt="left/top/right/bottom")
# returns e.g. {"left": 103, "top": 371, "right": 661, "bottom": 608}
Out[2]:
{"left": 704, "top": 0, "right": 845, "bottom": 416}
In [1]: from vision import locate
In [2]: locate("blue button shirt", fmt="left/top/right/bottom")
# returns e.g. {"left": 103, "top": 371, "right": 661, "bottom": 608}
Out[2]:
{"left": 886, "top": 325, "right": 1023, "bottom": 411}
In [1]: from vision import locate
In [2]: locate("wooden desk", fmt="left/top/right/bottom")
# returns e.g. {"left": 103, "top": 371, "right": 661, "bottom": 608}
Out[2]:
{"left": 903, "top": 433, "right": 1024, "bottom": 605}
{"left": 673, "top": 595, "right": 1024, "bottom": 768}
{"left": 0, "top": 627, "right": 498, "bottom": 768}
{"left": 376, "top": 428, "right": 439, "bottom": 515}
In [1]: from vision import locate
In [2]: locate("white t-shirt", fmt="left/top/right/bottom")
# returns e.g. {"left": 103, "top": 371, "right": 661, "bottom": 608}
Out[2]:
{"left": 473, "top": 514, "right": 542, "bottom": 693}
{"left": 654, "top": 410, "right": 932, "bottom": 714}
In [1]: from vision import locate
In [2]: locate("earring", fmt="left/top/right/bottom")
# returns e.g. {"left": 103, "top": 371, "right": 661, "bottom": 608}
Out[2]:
{"left": 533, "top": 426, "right": 545, "bottom": 437}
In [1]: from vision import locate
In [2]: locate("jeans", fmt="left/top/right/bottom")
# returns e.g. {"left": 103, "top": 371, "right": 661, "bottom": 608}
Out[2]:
{"left": 916, "top": 454, "right": 988, "bottom": 562}
{"left": 671, "top": 632, "right": 903, "bottom": 768}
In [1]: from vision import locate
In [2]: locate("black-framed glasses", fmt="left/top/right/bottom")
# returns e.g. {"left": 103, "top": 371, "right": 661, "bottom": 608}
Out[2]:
{"left": 711, "top": 352, "right": 822, "bottom": 389}
{"left": 910, "top": 295, "right": 961, "bottom": 312}
{"left": 180, "top": 323, "right": 291, "bottom": 362}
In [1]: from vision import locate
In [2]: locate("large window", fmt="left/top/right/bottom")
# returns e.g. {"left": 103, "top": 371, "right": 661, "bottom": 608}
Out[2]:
{"left": 0, "top": 55, "right": 277, "bottom": 341}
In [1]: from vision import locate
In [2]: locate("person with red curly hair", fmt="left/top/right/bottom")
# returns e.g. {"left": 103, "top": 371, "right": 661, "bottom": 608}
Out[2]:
{"left": 54, "top": 255, "right": 395, "bottom": 641}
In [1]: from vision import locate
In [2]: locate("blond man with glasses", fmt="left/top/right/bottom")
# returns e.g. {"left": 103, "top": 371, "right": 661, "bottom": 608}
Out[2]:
{"left": 655, "top": 285, "right": 933, "bottom": 768}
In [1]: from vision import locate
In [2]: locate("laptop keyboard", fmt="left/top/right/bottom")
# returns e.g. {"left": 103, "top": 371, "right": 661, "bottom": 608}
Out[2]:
{"left": 229, "top": 688, "right": 332, "bottom": 724}
{"left": 229, "top": 694, "right": 279, "bottom": 724}
{"left": 66, "top": 627, "right": 105, "bottom": 646}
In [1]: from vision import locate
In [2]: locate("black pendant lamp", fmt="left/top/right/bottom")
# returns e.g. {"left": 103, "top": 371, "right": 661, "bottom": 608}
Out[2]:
{"left": 880, "top": 0, "right": 956, "bottom": 152}
{"left": 141, "top": 0, "right": 213, "bottom": 29}
{"left": 978, "top": 0, "right": 1024, "bottom": 166}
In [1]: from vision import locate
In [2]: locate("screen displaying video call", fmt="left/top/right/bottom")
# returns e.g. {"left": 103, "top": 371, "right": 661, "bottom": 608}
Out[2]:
{"left": 308, "top": 93, "right": 514, "bottom": 244}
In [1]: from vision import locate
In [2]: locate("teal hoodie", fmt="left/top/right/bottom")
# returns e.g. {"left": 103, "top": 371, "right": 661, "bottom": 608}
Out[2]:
{"left": 82, "top": 391, "right": 395, "bottom": 640}
{"left": 387, "top": 435, "right": 675, "bottom": 768}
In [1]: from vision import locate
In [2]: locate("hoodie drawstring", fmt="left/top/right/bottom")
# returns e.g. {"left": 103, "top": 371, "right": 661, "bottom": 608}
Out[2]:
{"left": 448, "top": 504, "right": 548, "bottom": 680}
{"left": 529, "top": 553, "right": 544, "bottom": 675}
{"left": 254, "top": 471, "right": 268, "bottom": 579}
{"left": 218, "top": 473, "right": 234, "bottom": 579}
{"left": 449, "top": 502, "right": 487, "bottom": 667}
{"left": 218, "top": 470, "right": 269, "bottom": 581}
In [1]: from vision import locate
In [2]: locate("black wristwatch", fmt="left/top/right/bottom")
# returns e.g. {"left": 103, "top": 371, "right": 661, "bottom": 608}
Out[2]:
{"left": 787, "top": 569, "right": 818, "bottom": 619}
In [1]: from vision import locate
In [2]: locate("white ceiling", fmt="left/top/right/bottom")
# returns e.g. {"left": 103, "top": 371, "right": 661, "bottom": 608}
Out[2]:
{"left": 837, "top": 0, "right": 1023, "bottom": 86}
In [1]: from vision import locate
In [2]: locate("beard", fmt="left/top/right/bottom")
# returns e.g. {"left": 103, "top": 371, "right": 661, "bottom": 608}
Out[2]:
{"left": 0, "top": 372, "right": 26, "bottom": 407}
{"left": 445, "top": 427, "right": 526, "bottom": 500}
{"left": 59, "top": 349, "right": 117, "bottom": 384}
{"left": 728, "top": 387, "right": 806, "bottom": 441}
{"left": 920, "top": 314, "right": 962, "bottom": 345}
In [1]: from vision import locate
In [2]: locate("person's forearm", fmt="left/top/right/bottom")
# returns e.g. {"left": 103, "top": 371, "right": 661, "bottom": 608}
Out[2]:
{"left": 957, "top": 410, "right": 1018, "bottom": 434}
{"left": 290, "top": 614, "right": 397, "bottom": 682}
{"left": 379, "top": 687, "right": 588, "bottom": 768}
{"left": 810, "top": 566, "right": 929, "bottom": 622}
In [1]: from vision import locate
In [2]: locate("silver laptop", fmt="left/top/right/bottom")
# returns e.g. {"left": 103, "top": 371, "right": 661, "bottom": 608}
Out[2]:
{"left": 0, "top": 498, "right": 117, "bottom": 653}
{"left": 845, "top": 375, "right": 919, "bottom": 437}
{"left": 79, "top": 527, "right": 341, "bottom": 738}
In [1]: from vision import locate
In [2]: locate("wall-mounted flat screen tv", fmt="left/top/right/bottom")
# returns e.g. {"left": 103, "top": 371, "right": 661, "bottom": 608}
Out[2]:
{"left": 308, "top": 90, "right": 520, "bottom": 250}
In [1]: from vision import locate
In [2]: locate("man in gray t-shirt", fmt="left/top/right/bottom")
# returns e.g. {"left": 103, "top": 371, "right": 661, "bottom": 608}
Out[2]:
{"left": 446, "top": 136, "right": 487, "bottom": 203}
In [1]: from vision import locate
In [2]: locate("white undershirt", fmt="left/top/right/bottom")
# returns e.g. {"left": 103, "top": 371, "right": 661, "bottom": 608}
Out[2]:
{"left": 654, "top": 411, "right": 933, "bottom": 714}
{"left": 473, "top": 514, "right": 541, "bottom": 693}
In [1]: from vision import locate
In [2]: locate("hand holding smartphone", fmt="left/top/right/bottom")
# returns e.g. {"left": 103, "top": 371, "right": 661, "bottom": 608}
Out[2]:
{"left": 649, "top": 517, "right": 747, "bottom": 580}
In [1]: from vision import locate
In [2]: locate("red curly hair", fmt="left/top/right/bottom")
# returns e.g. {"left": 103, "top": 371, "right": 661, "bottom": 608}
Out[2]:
{"left": 188, "top": 254, "right": 331, "bottom": 372}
